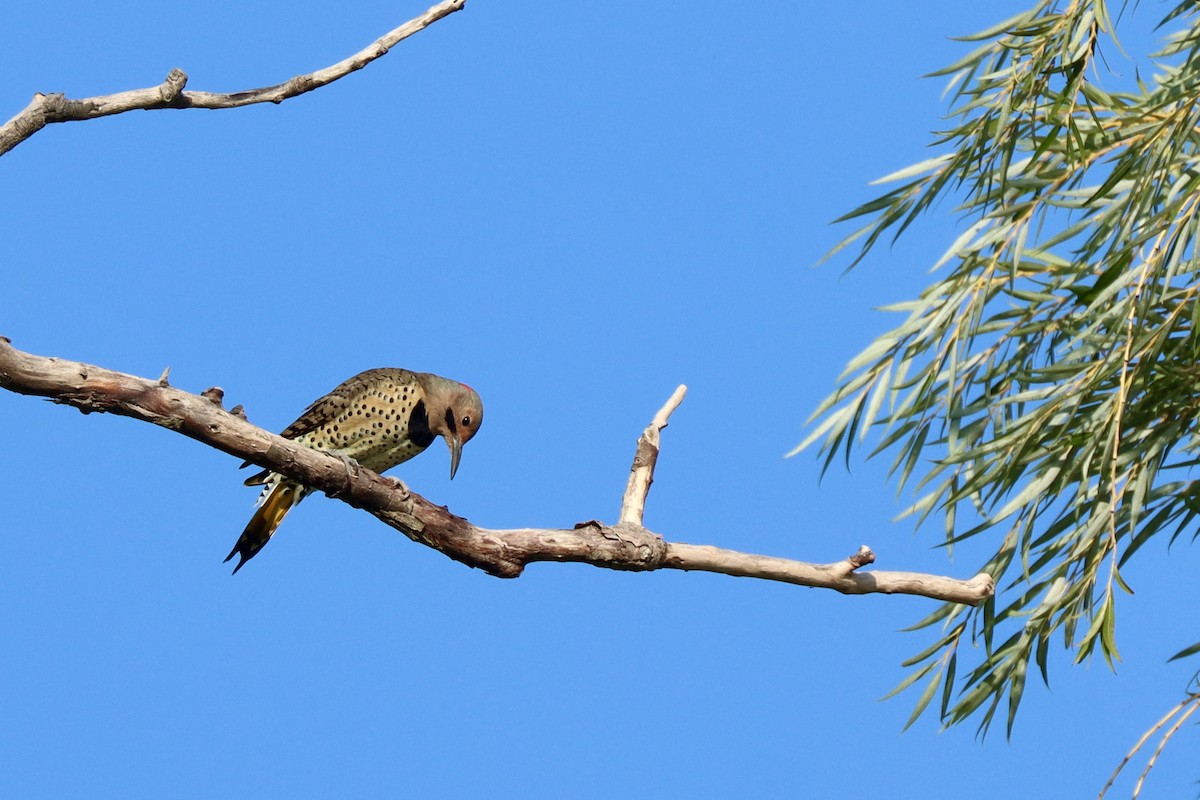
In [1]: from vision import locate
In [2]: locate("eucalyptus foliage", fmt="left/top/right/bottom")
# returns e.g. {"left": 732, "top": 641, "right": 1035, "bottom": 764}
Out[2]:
{"left": 799, "top": 0, "right": 1200, "bottom": 739}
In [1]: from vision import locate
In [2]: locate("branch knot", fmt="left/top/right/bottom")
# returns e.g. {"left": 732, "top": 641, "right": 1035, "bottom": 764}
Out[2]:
{"left": 603, "top": 521, "right": 669, "bottom": 571}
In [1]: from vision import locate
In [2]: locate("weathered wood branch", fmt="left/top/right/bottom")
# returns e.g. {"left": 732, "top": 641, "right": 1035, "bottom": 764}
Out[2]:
{"left": 0, "top": 337, "right": 995, "bottom": 604}
{"left": 619, "top": 383, "right": 686, "bottom": 526}
{"left": 0, "top": 0, "right": 466, "bottom": 157}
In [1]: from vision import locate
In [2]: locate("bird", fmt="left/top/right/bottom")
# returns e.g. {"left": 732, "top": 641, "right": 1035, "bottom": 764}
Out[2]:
{"left": 225, "top": 368, "right": 483, "bottom": 574}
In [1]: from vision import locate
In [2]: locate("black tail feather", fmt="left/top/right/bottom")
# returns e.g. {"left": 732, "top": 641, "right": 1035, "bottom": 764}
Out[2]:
{"left": 225, "top": 483, "right": 300, "bottom": 574}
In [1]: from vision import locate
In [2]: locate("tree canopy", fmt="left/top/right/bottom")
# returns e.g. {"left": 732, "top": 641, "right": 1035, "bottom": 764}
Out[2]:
{"left": 800, "top": 0, "right": 1200, "bottom": 777}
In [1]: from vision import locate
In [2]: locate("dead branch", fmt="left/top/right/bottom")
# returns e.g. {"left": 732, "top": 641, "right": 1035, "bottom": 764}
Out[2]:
{"left": 619, "top": 383, "right": 686, "bottom": 526}
{"left": 1100, "top": 690, "right": 1200, "bottom": 799}
{"left": 0, "top": 0, "right": 466, "bottom": 157}
{"left": 0, "top": 337, "right": 995, "bottom": 604}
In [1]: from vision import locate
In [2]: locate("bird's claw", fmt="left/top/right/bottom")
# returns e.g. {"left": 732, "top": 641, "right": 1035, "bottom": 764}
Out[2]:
{"left": 338, "top": 454, "right": 361, "bottom": 482}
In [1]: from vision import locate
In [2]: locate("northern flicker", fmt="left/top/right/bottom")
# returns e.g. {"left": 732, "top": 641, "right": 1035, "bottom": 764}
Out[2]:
{"left": 225, "top": 368, "right": 483, "bottom": 574}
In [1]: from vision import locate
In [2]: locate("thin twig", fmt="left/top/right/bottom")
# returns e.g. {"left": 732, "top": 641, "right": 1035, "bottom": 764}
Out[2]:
{"left": 1099, "top": 691, "right": 1200, "bottom": 798}
{"left": 1131, "top": 695, "right": 1199, "bottom": 799}
{"left": 619, "top": 384, "right": 686, "bottom": 526}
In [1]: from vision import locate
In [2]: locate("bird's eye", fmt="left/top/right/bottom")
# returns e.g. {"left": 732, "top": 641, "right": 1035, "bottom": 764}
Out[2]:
{"left": 461, "top": 415, "right": 472, "bottom": 428}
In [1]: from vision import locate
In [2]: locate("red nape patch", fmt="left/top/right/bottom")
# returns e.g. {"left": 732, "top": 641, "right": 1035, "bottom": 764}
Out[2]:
{"left": 461, "top": 383, "right": 476, "bottom": 392}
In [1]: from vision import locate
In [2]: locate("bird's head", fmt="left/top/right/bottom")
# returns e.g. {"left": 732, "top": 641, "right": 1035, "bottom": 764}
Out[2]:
{"left": 422, "top": 376, "right": 484, "bottom": 479}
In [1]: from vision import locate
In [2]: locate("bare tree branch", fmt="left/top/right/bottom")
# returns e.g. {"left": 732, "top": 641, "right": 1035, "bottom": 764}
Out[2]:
{"left": 619, "top": 383, "right": 686, "bottom": 526}
{"left": 0, "top": 0, "right": 466, "bottom": 157}
{"left": 0, "top": 337, "right": 995, "bottom": 604}
{"left": 1100, "top": 689, "right": 1200, "bottom": 799}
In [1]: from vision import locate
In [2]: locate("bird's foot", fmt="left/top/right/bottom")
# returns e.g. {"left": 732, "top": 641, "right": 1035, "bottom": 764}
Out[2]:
{"left": 384, "top": 476, "right": 411, "bottom": 497}
{"left": 324, "top": 453, "right": 362, "bottom": 499}
{"left": 337, "top": 454, "right": 361, "bottom": 482}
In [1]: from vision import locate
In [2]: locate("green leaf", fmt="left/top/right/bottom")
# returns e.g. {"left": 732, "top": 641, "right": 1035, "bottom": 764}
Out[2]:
{"left": 903, "top": 663, "right": 945, "bottom": 732}
{"left": 1168, "top": 641, "right": 1200, "bottom": 662}
{"left": 1034, "top": 634, "right": 1051, "bottom": 687}
{"left": 899, "top": 601, "right": 965, "bottom": 632}
{"left": 1007, "top": 646, "right": 1029, "bottom": 738}
{"left": 901, "top": 630, "right": 959, "bottom": 668}
{"left": 870, "top": 154, "right": 955, "bottom": 186}
{"left": 881, "top": 661, "right": 938, "bottom": 702}
{"left": 941, "top": 651, "right": 959, "bottom": 718}
{"left": 1099, "top": 596, "right": 1121, "bottom": 669}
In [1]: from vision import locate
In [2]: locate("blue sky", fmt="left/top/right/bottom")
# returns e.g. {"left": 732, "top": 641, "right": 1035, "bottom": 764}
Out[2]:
{"left": 2, "top": 1, "right": 1197, "bottom": 797}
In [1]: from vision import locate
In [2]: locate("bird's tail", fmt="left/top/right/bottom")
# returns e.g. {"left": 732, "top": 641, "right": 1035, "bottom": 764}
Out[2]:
{"left": 225, "top": 482, "right": 304, "bottom": 574}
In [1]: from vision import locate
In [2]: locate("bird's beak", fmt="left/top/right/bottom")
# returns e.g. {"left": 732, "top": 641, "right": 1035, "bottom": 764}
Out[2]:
{"left": 447, "top": 432, "right": 463, "bottom": 480}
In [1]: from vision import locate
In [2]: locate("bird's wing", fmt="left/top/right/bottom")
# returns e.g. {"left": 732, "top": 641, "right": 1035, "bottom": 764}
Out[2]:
{"left": 278, "top": 390, "right": 352, "bottom": 440}
{"left": 277, "top": 368, "right": 404, "bottom": 440}
{"left": 238, "top": 378, "right": 361, "bottom": 483}
{"left": 239, "top": 368, "right": 412, "bottom": 482}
